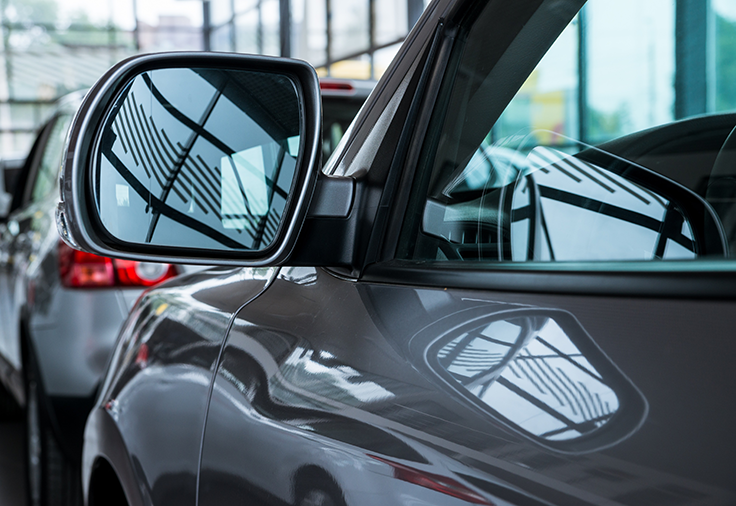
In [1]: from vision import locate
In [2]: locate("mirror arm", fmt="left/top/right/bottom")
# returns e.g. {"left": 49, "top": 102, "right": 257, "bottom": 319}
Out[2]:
{"left": 307, "top": 173, "right": 355, "bottom": 218}
{"left": 289, "top": 173, "right": 357, "bottom": 267}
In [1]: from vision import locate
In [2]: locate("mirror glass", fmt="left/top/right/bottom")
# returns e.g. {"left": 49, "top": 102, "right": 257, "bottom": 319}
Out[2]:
{"left": 94, "top": 67, "right": 302, "bottom": 252}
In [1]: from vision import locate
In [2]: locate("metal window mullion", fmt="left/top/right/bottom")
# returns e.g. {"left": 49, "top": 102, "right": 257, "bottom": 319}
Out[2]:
{"left": 230, "top": 0, "right": 236, "bottom": 51}
{"left": 280, "top": 0, "right": 291, "bottom": 57}
{"left": 132, "top": 0, "right": 140, "bottom": 51}
{"left": 258, "top": 0, "right": 263, "bottom": 54}
{"left": 369, "top": 0, "right": 375, "bottom": 79}
{"left": 326, "top": 0, "right": 332, "bottom": 75}
{"left": 577, "top": 8, "right": 587, "bottom": 145}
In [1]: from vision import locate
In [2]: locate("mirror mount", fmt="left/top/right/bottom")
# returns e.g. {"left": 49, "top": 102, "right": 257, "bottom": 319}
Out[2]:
{"left": 58, "top": 52, "right": 322, "bottom": 267}
{"left": 287, "top": 173, "right": 359, "bottom": 268}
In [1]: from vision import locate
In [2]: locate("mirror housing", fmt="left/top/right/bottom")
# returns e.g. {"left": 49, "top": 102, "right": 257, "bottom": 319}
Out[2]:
{"left": 57, "top": 52, "right": 322, "bottom": 266}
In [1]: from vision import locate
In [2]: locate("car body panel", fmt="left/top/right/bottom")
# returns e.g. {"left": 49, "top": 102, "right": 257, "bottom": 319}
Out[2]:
{"left": 194, "top": 266, "right": 735, "bottom": 506}
{"left": 83, "top": 267, "right": 278, "bottom": 506}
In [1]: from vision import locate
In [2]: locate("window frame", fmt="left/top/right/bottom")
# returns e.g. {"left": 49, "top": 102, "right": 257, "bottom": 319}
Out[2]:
{"left": 30, "top": 113, "right": 73, "bottom": 204}
{"left": 358, "top": 0, "right": 736, "bottom": 298}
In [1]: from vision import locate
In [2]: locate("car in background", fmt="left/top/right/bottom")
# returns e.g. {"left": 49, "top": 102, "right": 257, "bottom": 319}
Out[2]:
{"left": 0, "top": 79, "right": 374, "bottom": 506}
{"left": 0, "top": 155, "right": 25, "bottom": 221}
{"left": 0, "top": 91, "right": 181, "bottom": 506}
{"left": 319, "top": 78, "right": 375, "bottom": 162}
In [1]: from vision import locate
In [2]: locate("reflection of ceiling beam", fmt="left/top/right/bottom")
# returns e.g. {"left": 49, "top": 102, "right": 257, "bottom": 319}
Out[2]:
{"left": 193, "top": 68, "right": 300, "bottom": 144}
{"left": 103, "top": 147, "right": 249, "bottom": 248}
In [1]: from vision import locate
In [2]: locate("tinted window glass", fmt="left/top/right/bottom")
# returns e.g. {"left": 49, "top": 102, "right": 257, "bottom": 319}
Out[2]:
{"left": 401, "top": 0, "right": 736, "bottom": 264}
{"left": 322, "top": 95, "right": 365, "bottom": 162}
{"left": 32, "top": 115, "right": 72, "bottom": 202}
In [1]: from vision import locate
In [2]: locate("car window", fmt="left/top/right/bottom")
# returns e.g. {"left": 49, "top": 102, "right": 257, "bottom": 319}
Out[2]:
{"left": 31, "top": 114, "right": 73, "bottom": 203}
{"left": 322, "top": 95, "right": 367, "bottom": 162}
{"left": 399, "top": 0, "right": 736, "bottom": 265}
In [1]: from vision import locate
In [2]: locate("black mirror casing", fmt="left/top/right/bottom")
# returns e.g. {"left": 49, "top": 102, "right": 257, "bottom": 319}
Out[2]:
{"left": 57, "top": 52, "right": 322, "bottom": 266}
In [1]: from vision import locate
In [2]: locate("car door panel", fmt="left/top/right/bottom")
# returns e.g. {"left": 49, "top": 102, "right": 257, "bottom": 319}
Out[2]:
{"left": 200, "top": 266, "right": 736, "bottom": 505}
{"left": 0, "top": 204, "right": 40, "bottom": 372}
{"left": 0, "top": 114, "right": 65, "bottom": 389}
{"left": 84, "top": 267, "right": 277, "bottom": 506}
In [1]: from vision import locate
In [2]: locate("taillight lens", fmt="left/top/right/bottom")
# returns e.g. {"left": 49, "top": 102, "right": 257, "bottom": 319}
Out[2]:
{"left": 319, "top": 80, "right": 355, "bottom": 92}
{"left": 58, "top": 241, "right": 177, "bottom": 288}
{"left": 113, "top": 259, "right": 178, "bottom": 287}
{"left": 58, "top": 242, "right": 115, "bottom": 287}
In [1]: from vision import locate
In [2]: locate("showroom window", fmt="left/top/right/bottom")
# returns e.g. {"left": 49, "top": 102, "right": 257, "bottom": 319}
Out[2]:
{"left": 399, "top": 0, "right": 736, "bottom": 265}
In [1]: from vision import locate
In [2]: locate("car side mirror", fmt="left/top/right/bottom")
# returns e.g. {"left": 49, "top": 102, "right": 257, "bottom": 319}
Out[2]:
{"left": 57, "top": 52, "right": 322, "bottom": 266}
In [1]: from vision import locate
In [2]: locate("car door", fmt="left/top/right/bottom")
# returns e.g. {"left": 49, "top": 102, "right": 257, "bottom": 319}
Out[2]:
{"left": 0, "top": 114, "right": 69, "bottom": 378}
{"left": 198, "top": 1, "right": 736, "bottom": 505}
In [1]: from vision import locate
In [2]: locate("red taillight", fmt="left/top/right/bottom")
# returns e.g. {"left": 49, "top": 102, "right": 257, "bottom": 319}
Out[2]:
{"left": 369, "top": 455, "right": 493, "bottom": 505}
{"left": 58, "top": 241, "right": 177, "bottom": 288}
{"left": 113, "top": 259, "right": 178, "bottom": 287}
{"left": 319, "top": 80, "right": 355, "bottom": 92}
{"left": 58, "top": 242, "right": 115, "bottom": 287}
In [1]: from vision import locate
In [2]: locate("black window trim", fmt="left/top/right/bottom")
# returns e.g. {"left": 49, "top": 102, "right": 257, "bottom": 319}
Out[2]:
{"left": 362, "top": 260, "right": 736, "bottom": 299}
{"left": 16, "top": 116, "right": 59, "bottom": 210}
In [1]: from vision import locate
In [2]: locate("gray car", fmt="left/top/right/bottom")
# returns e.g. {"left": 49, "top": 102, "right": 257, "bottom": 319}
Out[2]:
{"left": 55, "top": 1, "right": 736, "bottom": 505}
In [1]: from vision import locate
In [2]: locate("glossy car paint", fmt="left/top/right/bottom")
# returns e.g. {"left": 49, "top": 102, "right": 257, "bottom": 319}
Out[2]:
{"left": 198, "top": 269, "right": 735, "bottom": 505}
{"left": 85, "top": 260, "right": 736, "bottom": 506}
{"left": 84, "top": 267, "right": 277, "bottom": 505}
{"left": 75, "top": 0, "right": 736, "bottom": 506}
{"left": 0, "top": 93, "right": 134, "bottom": 405}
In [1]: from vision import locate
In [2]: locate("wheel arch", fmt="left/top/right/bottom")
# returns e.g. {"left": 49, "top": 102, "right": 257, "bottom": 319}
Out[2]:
{"left": 88, "top": 457, "right": 129, "bottom": 506}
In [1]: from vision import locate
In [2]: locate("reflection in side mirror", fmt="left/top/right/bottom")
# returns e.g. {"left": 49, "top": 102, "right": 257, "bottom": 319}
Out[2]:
{"left": 94, "top": 67, "right": 301, "bottom": 253}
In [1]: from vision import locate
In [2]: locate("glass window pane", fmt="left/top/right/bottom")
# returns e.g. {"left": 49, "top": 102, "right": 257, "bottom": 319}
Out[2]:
{"left": 33, "top": 115, "right": 72, "bottom": 201}
{"left": 586, "top": 0, "right": 674, "bottom": 144}
{"left": 210, "top": 0, "right": 234, "bottom": 27}
{"left": 211, "top": 24, "right": 234, "bottom": 52}
{"left": 401, "top": 0, "right": 736, "bottom": 266}
{"left": 714, "top": 0, "right": 736, "bottom": 111}
{"left": 261, "top": 0, "right": 281, "bottom": 56}
{"left": 330, "top": 54, "right": 371, "bottom": 79}
{"left": 235, "top": 0, "right": 258, "bottom": 12}
{"left": 493, "top": 20, "right": 578, "bottom": 148}
{"left": 0, "top": 133, "right": 34, "bottom": 157}
{"left": 235, "top": 10, "right": 259, "bottom": 53}
{"left": 330, "top": 0, "right": 369, "bottom": 61}
{"left": 375, "top": 0, "right": 408, "bottom": 46}
{"left": 374, "top": 43, "right": 402, "bottom": 79}
{"left": 293, "top": 0, "right": 326, "bottom": 64}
